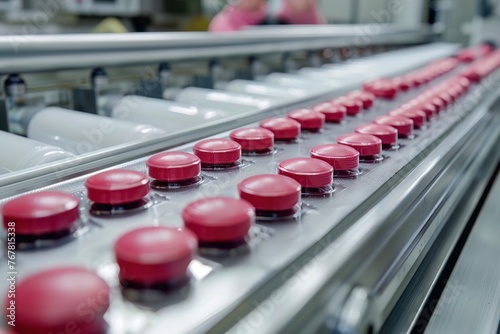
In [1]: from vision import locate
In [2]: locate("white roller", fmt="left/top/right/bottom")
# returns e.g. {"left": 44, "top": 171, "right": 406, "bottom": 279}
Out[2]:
{"left": 319, "top": 43, "right": 461, "bottom": 78}
{"left": 0, "top": 130, "right": 75, "bottom": 171}
{"left": 97, "top": 94, "right": 125, "bottom": 116}
{"left": 224, "top": 80, "right": 310, "bottom": 100}
{"left": 27, "top": 107, "right": 166, "bottom": 155}
{"left": 7, "top": 105, "right": 44, "bottom": 135}
{"left": 297, "top": 67, "right": 362, "bottom": 82}
{"left": 175, "top": 87, "right": 284, "bottom": 113}
{"left": 263, "top": 73, "right": 339, "bottom": 93}
{"left": 110, "top": 95, "right": 228, "bottom": 131}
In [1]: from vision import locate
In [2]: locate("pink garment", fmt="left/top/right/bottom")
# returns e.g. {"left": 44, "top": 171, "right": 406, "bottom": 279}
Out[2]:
{"left": 277, "top": 0, "right": 325, "bottom": 25}
{"left": 209, "top": 0, "right": 324, "bottom": 32}
{"left": 209, "top": 3, "right": 268, "bottom": 32}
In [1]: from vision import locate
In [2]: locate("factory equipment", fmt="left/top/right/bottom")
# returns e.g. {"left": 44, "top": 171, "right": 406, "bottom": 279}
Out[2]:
{"left": 0, "top": 25, "right": 499, "bottom": 334}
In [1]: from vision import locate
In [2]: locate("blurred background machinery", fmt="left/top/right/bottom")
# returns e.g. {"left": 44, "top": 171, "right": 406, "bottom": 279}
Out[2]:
{"left": 0, "top": 0, "right": 497, "bottom": 37}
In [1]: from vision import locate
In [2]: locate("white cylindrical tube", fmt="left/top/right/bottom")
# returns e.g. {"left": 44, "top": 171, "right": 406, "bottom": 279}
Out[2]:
{"left": 0, "top": 130, "right": 75, "bottom": 171}
{"left": 97, "top": 94, "right": 124, "bottom": 116}
{"left": 263, "top": 73, "right": 337, "bottom": 93}
{"left": 297, "top": 67, "right": 361, "bottom": 82}
{"left": 224, "top": 80, "right": 310, "bottom": 100}
{"left": 110, "top": 95, "right": 228, "bottom": 131}
{"left": 27, "top": 107, "right": 166, "bottom": 155}
{"left": 175, "top": 87, "right": 284, "bottom": 113}
{"left": 7, "top": 105, "right": 43, "bottom": 135}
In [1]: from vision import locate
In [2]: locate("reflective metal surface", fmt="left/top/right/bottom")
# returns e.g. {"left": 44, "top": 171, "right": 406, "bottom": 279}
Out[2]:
{"left": 380, "top": 100, "right": 500, "bottom": 334}
{"left": 0, "top": 25, "right": 439, "bottom": 73}
{"left": 0, "top": 25, "right": 435, "bottom": 53}
{"left": 425, "top": 171, "right": 500, "bottom": 334}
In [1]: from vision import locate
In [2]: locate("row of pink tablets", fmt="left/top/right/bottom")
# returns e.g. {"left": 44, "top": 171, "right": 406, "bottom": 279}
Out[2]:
{"left": 263, "top": 89, "right": 377, "bottom": 132}
{"left": 363, "top": 56, "right": 460, "bottom": 100}
{"left": 360, "top": 75, "right": 473, "bottom": 149}
{"left": 461, "top": 49, "right": 500, "bottom": 82}
{"left": 355, "top": 50, "right": 496, "bottom": 148}
{"left": 457, "top": 43, "right": 493, "bottom": 63}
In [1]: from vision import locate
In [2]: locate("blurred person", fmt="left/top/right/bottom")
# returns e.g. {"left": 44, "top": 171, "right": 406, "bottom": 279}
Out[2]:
{"left": 209, "top": 0, "right": 324, "bottom": 32}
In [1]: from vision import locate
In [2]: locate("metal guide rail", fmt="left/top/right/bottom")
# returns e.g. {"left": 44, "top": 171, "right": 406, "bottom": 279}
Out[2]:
{"left": 424, "top": 170, "right": 500, "bottom": 334}
{"left": 1, "top": 48, "right": 499, "bottom": 334}
{"left": 0, "top": 25, "right": 439, "bottom": 73}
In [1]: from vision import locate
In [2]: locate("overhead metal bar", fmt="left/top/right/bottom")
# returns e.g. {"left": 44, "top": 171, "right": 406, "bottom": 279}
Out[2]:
{"left": 0, "top": 24, "right": 440, "bottom": 73}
